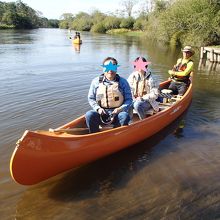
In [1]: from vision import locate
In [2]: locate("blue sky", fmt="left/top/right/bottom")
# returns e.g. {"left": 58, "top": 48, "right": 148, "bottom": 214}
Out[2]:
{"left": 4, "top": 0, "right": 123, "bottom": 19}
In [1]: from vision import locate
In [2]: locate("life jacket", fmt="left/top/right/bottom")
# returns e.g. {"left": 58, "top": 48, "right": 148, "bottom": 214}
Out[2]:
{"left": 173, "top": 59, "right": 193, "bottom": 82}
{"left": 96, "top": 74, "right": 124, "bottom": 109}
{"left": 133, "top": 72, "right": 151, "bottom": 98}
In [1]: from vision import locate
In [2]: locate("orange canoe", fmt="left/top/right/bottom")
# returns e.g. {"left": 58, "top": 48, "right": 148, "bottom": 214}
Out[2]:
{"left": 10, "top": 78, "right": 193, "bottom": 185}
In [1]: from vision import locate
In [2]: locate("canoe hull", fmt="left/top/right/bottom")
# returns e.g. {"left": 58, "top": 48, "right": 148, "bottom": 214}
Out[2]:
{"left": 10, "top": 79, "right": 193, "bottom": 185}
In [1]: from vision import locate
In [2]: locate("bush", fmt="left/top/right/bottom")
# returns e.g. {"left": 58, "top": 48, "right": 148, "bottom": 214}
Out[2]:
{"left": 71, "top": 18, "right": 92, "bottom": 31}
{"left": 106, "top": 28, "right": 130, "bottom": 34}
{"left": 0, "top": 23, "right": 15, "bottom": 29}
{"left": 70, "top": 12, "right": 92, "bottom": 31}
{"left": 59, "top": 20, "right": 69, "bottom": 29}
{"left": 103, "top": 16, "right": 121, "bottom": 30}
{"left": 133, "top": 19, "right": 146, "bottom": 30}
{"left": 91, "top": 10, "right": 106, "bottom": 25}
{"left": 90, "top": 23, "right": 106, "bottom": 33}
{"left": 120, "top": 17, "right": 134, "bottom": 29}
{"left": 144, "top": 0, "right": 220, "bottom": 46}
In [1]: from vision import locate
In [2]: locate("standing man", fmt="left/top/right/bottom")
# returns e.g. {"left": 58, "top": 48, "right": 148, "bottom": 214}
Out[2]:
{"left": 86, "top": 57, "right": 132, "bottom": 133}
{"left": 168, "top": 46, "right": 195, "bottom": 95}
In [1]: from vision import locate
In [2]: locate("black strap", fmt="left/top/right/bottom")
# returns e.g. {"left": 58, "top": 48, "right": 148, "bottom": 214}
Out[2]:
{"left": 99, "top": 74, "right": 120, "bottom": 83}
{"left": 99, "top": 74, "right": 104, "bottom": 83}
{"left": 145, "top": 72, "right": 151, "bottom": 79}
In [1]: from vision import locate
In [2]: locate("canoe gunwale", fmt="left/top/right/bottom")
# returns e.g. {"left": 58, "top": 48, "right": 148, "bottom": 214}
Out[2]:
{"left": 18, "top": 78, "right": 192, "bottom": 140}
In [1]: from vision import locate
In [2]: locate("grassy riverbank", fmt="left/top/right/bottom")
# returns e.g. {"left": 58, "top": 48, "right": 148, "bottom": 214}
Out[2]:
{"left": 0, "top": 24, "right": 15, "bottom": 29}
{"left": 210, "top": 45, "right": 220, "bottom": 48}
{"left": 106, "top": 29, "right": 144, "bottom": 37}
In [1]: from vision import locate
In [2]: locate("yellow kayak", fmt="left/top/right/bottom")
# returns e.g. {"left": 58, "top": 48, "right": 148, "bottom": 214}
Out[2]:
{"left": 73, "top": 38, "right": 82, "bottom": 44}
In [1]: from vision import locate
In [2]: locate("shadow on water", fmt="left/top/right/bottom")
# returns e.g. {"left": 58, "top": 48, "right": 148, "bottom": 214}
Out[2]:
{"left": 47, "top": 112, "right": 188, "bottom": 202}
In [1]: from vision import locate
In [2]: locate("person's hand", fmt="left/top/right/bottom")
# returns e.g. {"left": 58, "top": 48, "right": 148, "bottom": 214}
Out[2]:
{"left": 98, "top": 108, "right": 106, "bottom": 115}
{"left": 168, "top": 70, "right": 175, "bottom": 77}
{"left": 168, "top": 70, "right": 174, "bottom": 75}
{"left": 172, "top": 65, "right": 177, "bottom": 71}
{"left": 136, "top": 97, "right": 143, "bottom": 101}
{"left": 112, "top": 107, "right": 122, "bottom": 115}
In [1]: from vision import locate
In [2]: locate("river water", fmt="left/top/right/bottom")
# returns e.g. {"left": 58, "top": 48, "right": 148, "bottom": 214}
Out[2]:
{"left": 0, "top": 29, "right": 219, "bottom": 219}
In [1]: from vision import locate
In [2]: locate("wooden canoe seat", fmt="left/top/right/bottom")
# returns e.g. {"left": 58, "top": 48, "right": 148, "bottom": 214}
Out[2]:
{"left": 132, "top": 108, "right": 156, "bottom": 116}
{"left": 99, "top": 124, "right": 114, "bottom": 131}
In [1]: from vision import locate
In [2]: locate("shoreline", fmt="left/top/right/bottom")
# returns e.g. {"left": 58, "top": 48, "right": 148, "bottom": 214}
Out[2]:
{"left": 106, "top": 28, "right": 145, "bottom": 37}
{"left": 0, "top": 24, "right": 15, "bottom": 29}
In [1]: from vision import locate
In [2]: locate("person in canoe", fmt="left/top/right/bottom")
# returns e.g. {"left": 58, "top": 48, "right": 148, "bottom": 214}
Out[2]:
{"left": 127, "top": 56, "right": 159, "bottom": 120}
{"left": 85, "top": 57, "right": 133, "bottom": 133}
{"left": 74, "top": 32, "right": 80, "bottom": 40}
{"left": 168, "top": 46, "right": 195, "bottom": 96}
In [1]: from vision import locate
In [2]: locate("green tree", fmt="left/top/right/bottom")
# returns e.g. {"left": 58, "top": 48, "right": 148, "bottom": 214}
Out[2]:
{"left": 103, "top": 16, "right": 121, "bottom": 30}
{"left": 2, "top": 10, "right": 18, "bottom": 25}
{"left": 39, "top": 17, "right": 59, "bottom": 28}
{"left": 0, "top": 1, "right": 42, "bottom": 28}
{"left": 15, "top": 0, "right": 40, "bottom": 28}
{"left": 91, "top": 10, "right": 106, "bottom": 24}
{"left": 120, "top": 17, "right": 134, "bottom": 29}
{"left": 59, "top": 13, "right": 74, "bottom": 29}
{"left": 91, "top": 22, "right": 106, "bottom": 33}
{"left": 133, "top": 12, "right": 148, "bottom": 30}
{"left": 154, "top": 0, "right": 168, "bottom": 13}
{"left": 70, "top": 12, "right": 92, "bottom": 31}
{"left": 0, "top": 1, "right": 5, "bottom": 21}
{"left": 145, "top": 0, "right": 220, "bottom": 46}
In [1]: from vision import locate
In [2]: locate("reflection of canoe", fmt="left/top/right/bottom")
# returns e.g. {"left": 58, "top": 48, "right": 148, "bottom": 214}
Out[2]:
{"left": 72, "top": 38, "right": 82, "bottom": 44}
{"left": 73, "top": 43, "right": 81, "bottom": 53}
{"left": 10, "top": 77, "right": 193, "bottom": 185}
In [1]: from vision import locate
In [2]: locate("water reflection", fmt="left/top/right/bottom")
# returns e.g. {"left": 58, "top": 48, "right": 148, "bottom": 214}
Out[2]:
{"left": 0, "top": 29, "right": 36, "bottom": 44}
{"left": 198, "top": 59, "right": 220, "bottom": 73}
{"left": 73, "top": 43, "right": 81, "bottom": 53}
{"left": 173, "top": 119, "right": 185, "bottom": 138}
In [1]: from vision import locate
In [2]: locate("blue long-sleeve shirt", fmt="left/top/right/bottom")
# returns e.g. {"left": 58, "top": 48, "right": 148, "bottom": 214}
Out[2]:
{"left": 88, "top": 75, "right": 132, "bottom": 112}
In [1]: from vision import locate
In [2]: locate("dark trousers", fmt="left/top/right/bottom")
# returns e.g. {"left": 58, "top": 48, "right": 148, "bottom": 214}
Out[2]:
{"left": 85, "top": 110, "right": 130, "bottom": 133}
{"left": 168, "top": 80, "right": 187, "bottom": 96}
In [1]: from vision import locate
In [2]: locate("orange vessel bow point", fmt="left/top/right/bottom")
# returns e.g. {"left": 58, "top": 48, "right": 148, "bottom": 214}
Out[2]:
{"left": 10, "top": 77, "right": 193, "bottom": 185}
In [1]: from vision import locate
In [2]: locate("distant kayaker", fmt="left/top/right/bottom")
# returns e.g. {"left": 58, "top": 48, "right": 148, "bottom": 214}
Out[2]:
{"left": 86, "top": 57, "right": 132, "bottom": 133}
{"left": 74, "top": 32, "right": 80, "bottom": 40}
{"left": 127, "top": 57, "right": 159, "bottom": 120}
{"left": 168, "top": 46, "right": 195, "bottom": 95}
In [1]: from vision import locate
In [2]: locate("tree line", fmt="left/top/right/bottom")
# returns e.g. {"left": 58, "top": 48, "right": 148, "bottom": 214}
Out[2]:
{"left": 0, "top": 0, "right": 59, "bottom": 29}
{"left": 59, "top": 0, "right": 220, "bottom": 46}
{"left": 1, "top": 0, "right": 219, "bottom": 47}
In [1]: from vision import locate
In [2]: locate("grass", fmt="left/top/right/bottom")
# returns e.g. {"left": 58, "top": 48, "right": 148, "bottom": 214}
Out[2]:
{"left": 0, "top": 24, "right": 15, "bottom": 29}
{"left": 106, "top": 28, "right": 145, "bottom": 37}
{"left": 106, "top": 28, "right": 130, "bottom": 34}
{"left": 210, "top": 45, "right": 220, "bottom": 48}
